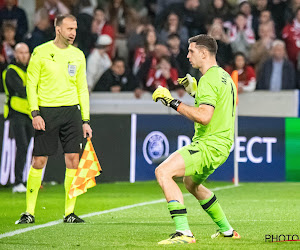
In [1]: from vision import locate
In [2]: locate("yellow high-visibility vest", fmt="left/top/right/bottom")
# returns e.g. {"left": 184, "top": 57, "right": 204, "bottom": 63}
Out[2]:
{"left": 2, "top": 64, "right": 31, "bottom": 119}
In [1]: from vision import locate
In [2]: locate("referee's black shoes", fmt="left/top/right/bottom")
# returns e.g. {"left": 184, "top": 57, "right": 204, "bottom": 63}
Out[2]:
{"left": 15, "top": 212, "right": 35, "bottom": 224}
{"left": 63, "top": 213, "right": 85, "bottom": 223}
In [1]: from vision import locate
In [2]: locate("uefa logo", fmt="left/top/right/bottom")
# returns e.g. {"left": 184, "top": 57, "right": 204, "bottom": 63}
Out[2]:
{"left": 143, "top": 131, "right": 169, "bottom": 164}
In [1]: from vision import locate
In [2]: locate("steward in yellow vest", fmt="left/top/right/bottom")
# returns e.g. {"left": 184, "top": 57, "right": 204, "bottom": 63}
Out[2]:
{"left": 3, "top": 61, "right": 31, "bottom": 118}
{"left": 2, "top": 43, "right": 33, "bottom": 192}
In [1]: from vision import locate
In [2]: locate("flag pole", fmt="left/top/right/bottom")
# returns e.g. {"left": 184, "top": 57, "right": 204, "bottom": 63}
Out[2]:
{"left": 231, "top": 70, "right": 239, "bottom": 186}
{"left": 234, "top": 106, "right": 239, "bottom": 186}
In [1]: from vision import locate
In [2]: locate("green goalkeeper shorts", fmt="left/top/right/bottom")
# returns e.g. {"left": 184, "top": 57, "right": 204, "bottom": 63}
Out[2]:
{"left": 177, "top": 140, "right": 228, "bottom": 185}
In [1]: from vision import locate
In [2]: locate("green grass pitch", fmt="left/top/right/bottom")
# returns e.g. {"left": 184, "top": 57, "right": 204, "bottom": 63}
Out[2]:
{"left": 0, "top": 181, "right": 300, "bottom": 249}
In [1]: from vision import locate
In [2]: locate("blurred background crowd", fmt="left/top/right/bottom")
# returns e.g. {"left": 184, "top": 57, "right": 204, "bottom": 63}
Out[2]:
{"left": 1, "top": 0, "right": 300, "bottom": 97}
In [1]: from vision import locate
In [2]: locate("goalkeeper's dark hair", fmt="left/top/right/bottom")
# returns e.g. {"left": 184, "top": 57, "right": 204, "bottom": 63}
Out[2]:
{"left": 54, "top": 14, "right": 77, "bottom": 27}
{"left": 188, "top": 34, "right": 218, "bottom": 55}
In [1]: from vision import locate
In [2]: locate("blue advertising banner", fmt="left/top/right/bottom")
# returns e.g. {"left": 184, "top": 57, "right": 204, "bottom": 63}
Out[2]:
{"left": 131, "top": 115, "right": 285, "bottom": 182}
{"left": 132, "top": 114, "right": 194, "bottom": 182}
{"left": 211, "top": 117, "right": 285, "bottom": 182}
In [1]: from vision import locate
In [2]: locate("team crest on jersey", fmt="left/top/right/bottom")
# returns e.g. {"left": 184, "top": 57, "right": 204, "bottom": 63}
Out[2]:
{"left": 68, "top": 64, "right": 76, "bottom": 76}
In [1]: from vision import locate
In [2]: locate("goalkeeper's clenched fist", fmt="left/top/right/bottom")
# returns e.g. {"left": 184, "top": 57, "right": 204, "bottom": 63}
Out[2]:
{"left": 177, "top": 73, "right": 197, "bottom": 98}
{"left": 152, "top": 86, "right": 182, "bottom": 111}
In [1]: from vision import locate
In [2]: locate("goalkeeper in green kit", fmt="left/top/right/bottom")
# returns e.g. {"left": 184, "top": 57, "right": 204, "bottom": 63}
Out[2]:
{"left": 152, "top": 34, "right": 240, "bottom": 244}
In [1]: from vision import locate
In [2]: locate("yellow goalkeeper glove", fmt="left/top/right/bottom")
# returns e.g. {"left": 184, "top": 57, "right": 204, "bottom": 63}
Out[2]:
{"left": 177, "top": 73, "right": 197, "bottom": 98}
{"left": 152, "top": 86, "right": 182, "bottom": 111}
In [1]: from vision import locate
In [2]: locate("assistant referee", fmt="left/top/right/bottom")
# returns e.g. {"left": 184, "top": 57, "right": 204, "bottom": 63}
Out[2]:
{"left": 16, "top": 14, "right": 92, "bottom": 224}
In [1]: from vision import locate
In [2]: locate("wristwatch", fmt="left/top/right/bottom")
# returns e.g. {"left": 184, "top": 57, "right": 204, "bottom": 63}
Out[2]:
{"left": 82, "top": 120, "right": 90, "bottom": 125}
{"left": 31, "top": 110, "right": 40, "bottom": 118}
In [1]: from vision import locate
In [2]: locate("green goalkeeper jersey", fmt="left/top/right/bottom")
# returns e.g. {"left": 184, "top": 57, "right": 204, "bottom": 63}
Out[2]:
{"left": 26, "top": 41, "right": 90, "bottom": 121}
{"left": 193, "top": 66, "right": 237, "bottom": 156}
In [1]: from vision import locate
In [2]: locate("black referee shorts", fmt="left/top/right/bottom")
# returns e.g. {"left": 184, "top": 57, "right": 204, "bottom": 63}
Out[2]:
{"left": 33, "top": 105, "right": 82, "bottom": 156}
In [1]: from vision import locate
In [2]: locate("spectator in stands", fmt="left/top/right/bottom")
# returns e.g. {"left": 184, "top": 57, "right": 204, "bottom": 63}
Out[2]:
{"left": 252, "top": 0, "right": 271, "bottom": 38}
{"left": 127, "top": 17, "right": 154, "bottom": 67}
{"left": 167, "top": 33, "right": 190, "bottom": 76}
{"left": 137, "top": 44, "right": 182, "bottom": 90}
{"left": 284, "top": 0, "right": 300, "bottom": 25}
{"left": 127, "top": 17, "right": 153, "bottom": 51}
{"left": 144, "top": 55, "right": 179, "bottom": 92}
{"left": 87, "top": 35, "right": 112, "bottom": 92}
{"left": 157, "top": 12, "right": 189, "bottom": 49}
{"left": 107, "top": 0, "right": 139, "bottom": 63}
{"left": 75, "top": 0, "right": 94, "bottom": 57}
{"left": 1, "top": 23, "right": 16, "bottom": 65}
{"left": 0, "top": 0, "right": 28, "bottom": 41}
{"left": 209, "top": 16, "right": 230, "bottom": 34}
{"left": 225, "top": 52, "right": 256, "bottom": 93}
{"left": 239, "top": 0, "right": 257, "bottom": 32}
{"left": 0, "top": 0, "right": 5, "bottom": 9}
{"left": 94, "top": 57, "right": 142, "bottom": 98}
{"left": 144, "top": 0, "right": 159, "bottom": 24}
{"left": 132, "top": 28, "right": 156, "bottom": 75}
{"left": 91, "top": 6, "right": 115, "bottom": 58}
{"left": 70, "top": 0, "right": 97, "bottom": 17}
{"left": 0, "top": 22, "right": 15, "bottom": 91}
{"left": 254, "top": 9, "right": 273, "bottom": 38}
{"left": 206, "top": 0, "right": 233, "bottom": 24}
{"left": 156, "top": 0, "right": 184, "bottom": 17}
{"left": 259, "top": 9, "right": 274, "bottom": 26}
{"left": 207, "top": 21, "right": 232, "bottom": 68}
{"left": 252, "top": 0, "right": 269, "bottom": 18}
{"left": 44, "top": 0, "right": 70, "bottom": 24}
{"left": 269, "top": 0, "right": 289, "bottom": 37}
{"left": 156, "top": 0, "right": 207, "bottom": 37}
{"left": 257, "top": 40, "right": 297, "bottom": 90}
{"left": 282, "top": 7, "right": 300, "bottom": 66}
{"left": 24, "top": 8, "right": 53, "bottom": 53}
{"left": 229, "top": 12, "right": 255, "bottom": 58}
{"left": 249, "top": 22, "right": 275, "bottom": 76}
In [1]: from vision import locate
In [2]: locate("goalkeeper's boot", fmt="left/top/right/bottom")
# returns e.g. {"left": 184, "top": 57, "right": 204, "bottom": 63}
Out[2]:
{"left": 211, "top": 229, "right": 241, "bottom": 239}
{"left": 158, "top": 232, "right": 196, "bottom": 244}
{"left": 63, "top": 213, "right": 85, "bottom": 223}
{"left": 15, "top": 212, "right": 35, "bottom": 224}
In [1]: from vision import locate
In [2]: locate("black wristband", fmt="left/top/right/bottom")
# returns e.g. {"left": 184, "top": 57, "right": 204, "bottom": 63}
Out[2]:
{"left": 31, "top": 110, "right": 40, "bottom": 118}
{"left": 170, "top": 99, "right": 182, "bottom": 111}
{"left": 83, "top": 120, "right": 90, "bottom": 125}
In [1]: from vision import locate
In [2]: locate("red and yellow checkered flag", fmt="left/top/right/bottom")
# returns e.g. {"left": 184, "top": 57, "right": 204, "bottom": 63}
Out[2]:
{"left": 69, "top": 138, "right": 102, "bottom": 199}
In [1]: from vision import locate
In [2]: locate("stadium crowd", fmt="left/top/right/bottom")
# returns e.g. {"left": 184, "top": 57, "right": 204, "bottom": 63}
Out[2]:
{"left": 1, "top": 0, "right": 300, "bottom": 96}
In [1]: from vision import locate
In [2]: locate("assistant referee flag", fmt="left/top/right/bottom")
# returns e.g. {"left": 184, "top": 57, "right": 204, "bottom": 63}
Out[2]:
{"left": 69, "top": 138, "right": 102, "bottom": 198}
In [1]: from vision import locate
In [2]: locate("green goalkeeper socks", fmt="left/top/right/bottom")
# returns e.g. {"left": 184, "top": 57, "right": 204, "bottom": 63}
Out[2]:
{"left": 199, "top": 192, "right": 232, "bottom": 233}
{"left": 26, "top": 166, "right": 43, "bottom": 216}
{"left": 167, "top": 201, "right": 190, "bottom": 232}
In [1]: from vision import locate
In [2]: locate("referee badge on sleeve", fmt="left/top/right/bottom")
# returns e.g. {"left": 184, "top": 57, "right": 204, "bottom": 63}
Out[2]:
{"left": 68, "top": 64, "right": 76, "bottom": 76}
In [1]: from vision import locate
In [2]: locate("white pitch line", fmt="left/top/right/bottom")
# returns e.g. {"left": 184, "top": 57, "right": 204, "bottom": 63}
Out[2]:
{"left": 0, "top": 184, "right": 238, "bottom": 240}
{"left": 232, "top": 219, "right": 297, "bottom": 222}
